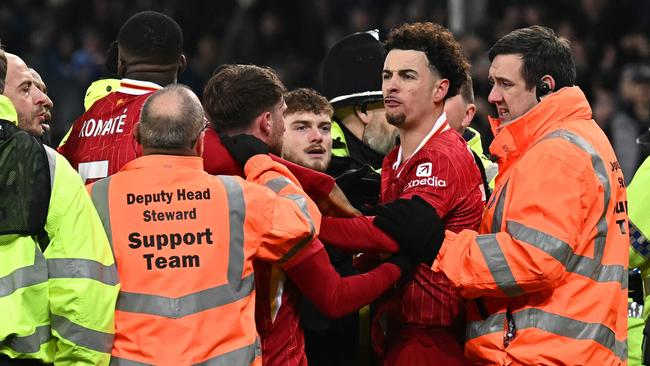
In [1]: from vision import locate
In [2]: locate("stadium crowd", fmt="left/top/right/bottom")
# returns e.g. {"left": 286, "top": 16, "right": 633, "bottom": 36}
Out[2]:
{"left": 1, "top": 0, "right": 649, "bottom": 177}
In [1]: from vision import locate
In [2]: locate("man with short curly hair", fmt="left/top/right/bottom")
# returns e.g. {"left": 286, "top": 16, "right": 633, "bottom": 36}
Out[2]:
{"left": 319, "top": 22, "right": 485, "bottom": 365}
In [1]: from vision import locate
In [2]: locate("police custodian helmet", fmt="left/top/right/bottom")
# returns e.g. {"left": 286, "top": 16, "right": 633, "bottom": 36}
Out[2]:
{"left": 322, "top": 30, "right": 386, "bottom": 107}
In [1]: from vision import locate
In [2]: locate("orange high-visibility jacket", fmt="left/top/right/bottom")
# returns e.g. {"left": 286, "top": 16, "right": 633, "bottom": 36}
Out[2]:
{"left": 433, "top": 87, "right": 629, "bottom": 365}
{"left": 88, "top": 154, "right": 319, "bottom": 366}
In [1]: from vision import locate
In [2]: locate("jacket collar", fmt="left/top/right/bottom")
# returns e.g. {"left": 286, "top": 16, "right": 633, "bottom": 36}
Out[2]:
{"left": 488, "top": 86, "right": 592, "bottom": 166}
{"left": 0, "top": 95, "right": 18, "bottom": 125}
{"left": 122, "top": 154, "right": 204, "bottom": 171}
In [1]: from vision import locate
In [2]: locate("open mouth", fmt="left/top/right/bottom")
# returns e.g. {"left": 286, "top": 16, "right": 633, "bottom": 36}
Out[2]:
{"left": 384, "top": 97, "right": 401, "bottom": 108}
{"left": 36, "top": 113, "right": 50, "bottom": 133}
{"left": 305, "top": 146, "right": 326, "bottom": 157}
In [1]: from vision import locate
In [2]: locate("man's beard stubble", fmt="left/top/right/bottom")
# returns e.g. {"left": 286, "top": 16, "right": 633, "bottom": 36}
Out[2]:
{"left": 362, "top": 122, "right": 399, "bottom": 155}
{"left": 281, "top": 149, "right": 329, "bottom": 173}
{"left": 386, "top": 112, "right": 405, "bottom": 127}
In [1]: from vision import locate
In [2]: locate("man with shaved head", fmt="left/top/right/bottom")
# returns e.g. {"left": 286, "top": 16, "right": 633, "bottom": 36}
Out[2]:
{"left": 2, "top": 53, "right": 50, "bottom": 137}
{"left": 29, "top": 68, "right": 54, "bottom": 137}
{"left": 87, "top": 84, "right": 319, "bottom": 365}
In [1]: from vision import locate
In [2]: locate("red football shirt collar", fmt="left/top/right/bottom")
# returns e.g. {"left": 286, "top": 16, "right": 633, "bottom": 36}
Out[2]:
{"left": 118, "top": 79, "right": 163, "bottom": 95}
{"left": 393, "top": 112, "right": 449, "bottom": 177}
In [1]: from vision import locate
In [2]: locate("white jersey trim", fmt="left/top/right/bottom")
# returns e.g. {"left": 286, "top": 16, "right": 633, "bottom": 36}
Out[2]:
{"left": 393, "top": 112, "right": 449, "bottom": 178}
{"left": 118, "top": 78, "right": 163, "bottom": 95}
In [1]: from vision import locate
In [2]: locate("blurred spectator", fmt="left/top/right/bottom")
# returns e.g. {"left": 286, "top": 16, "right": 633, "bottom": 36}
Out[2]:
{"left": 611, "top": 63, "right": 650, "bottom": 182}
{"left": 0, "top": 0, "right": 647, "bottom": 151}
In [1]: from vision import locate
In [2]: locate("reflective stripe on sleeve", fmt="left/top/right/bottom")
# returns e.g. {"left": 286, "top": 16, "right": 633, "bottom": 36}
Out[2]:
{"left": 476, "top": 129, "right": 625, "bottom": 294}
{"left": 264, "top": 177, "right": 291, "bottom": 194}
{"left": 278, "top": 193, "right": 316, "bottom": 263}
{"left": 475, "top": 221, "right": 626, "bottom": 293}
{"left": 507, "top": 220, "right": 626, "bottom": 287}
{"left": 491, "top": 182, "right": 508, "bottom": 233}
{"left": 476, "top": 235, "right": 525, "bottom": 297}
{"left": 0, "top": 325, "right": 51, "bottom": 354}
{"left": 47, "top": 258, "right": 119, "bottom": 286}
{"left": 0, "top": 246, "right": 47, "bottom": 298}
{"left": 51, "top": 313, "right": 113, "bottom": 353}
{"left": 263, "top": 177, "right": 317, "bottom": 264}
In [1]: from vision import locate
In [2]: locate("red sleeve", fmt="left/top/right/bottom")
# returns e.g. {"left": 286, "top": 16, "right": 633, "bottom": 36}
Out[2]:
{"left": 281, "top": 237, "right": 325, "bottom": 270}
{"left": 319, "top": 216, "right": 399, "bottom": 253}
{"left": 285, "top": 245, "right": 401, "bottom": 318}
{"left": 270, "top": 154, "right": 335, "bottom": 200}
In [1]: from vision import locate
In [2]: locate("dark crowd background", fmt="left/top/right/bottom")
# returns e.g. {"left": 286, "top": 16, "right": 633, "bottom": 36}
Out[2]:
{"left": 1, "top": 0, "right": 649, "bottom": 180}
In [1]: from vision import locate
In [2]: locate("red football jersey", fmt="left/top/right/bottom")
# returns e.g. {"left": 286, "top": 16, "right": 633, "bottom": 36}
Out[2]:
{"left": 381, "top": 113, "right": 485, "bottom": 326}
{"left": 58, "top": 79, "right": 161, "bottom": 183}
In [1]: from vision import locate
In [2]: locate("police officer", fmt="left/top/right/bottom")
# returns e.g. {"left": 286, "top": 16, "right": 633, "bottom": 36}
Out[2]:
{"left": 304, "top": 30, "right": 399, "bottom": 366}
{"left": 628, "top": 130, "right": 650, "bottom": 365}
{"left": 322, "top": 30, "right": 398, "bottom": 211}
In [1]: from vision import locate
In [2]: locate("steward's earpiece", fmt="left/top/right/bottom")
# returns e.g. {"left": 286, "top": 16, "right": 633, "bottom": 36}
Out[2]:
{"left": 536, "top": 81, "right": 552, "bottom": 101}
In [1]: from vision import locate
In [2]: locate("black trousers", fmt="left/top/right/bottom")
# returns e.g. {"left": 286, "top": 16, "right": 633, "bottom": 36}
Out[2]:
{"left": 0, "top": 354, "right": 49, "bottom": 366}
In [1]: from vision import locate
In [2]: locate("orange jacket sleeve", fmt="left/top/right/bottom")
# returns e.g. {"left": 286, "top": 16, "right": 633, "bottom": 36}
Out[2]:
{"left": 243, "top": 154, "right": 322, "bottom": 264}
{"left": 433, "top": 146, "right": 596, "bottom": 299}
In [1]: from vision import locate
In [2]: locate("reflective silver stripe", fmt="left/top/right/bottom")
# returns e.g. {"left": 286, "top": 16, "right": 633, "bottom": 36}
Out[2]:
{"left": 507, "top": 220, "right": 626, "bottom": 286}
{"left": 44, "top": 146, "right": 57, "bottom": 189}
{"left": 480, "top": 180, "right": 525, "bottom": 296}
{"left": 255, "top": 336, "right": 262, "bottom": 359}
{"left": 512, "top": 308, "right": 627, "bottom": 361}
{"left": 467, "top": 308, "right": 627, "bottom": 361}
{"left": 466, "top": 312, "right": 505, "bottom": 340}
{"left": 110, "top": 356, "right": 151, "bottom": 365}
{"left": 0, "top": 245, "right": 47, "bottom": 298}
{"left": 278, "top": 193, "right": 316, "bottom": 263}
{"left": 491, "top": 181, "right": 508, "bottom": 233}
{"left": 90, "top": 177, "right": 114, "bottom": 258}
{"left": 263, "top": 177, "right": 317, "bottom": 264}
{"left": 116, "top": 274, "right": 254, "bottom": 318}
{"left": 194, "top": 341, "right": 257, "bottom": 365}
{"left": 0, "top": 325, "right": 51, "bottom": 353}
{"left": 220, "top": 176, "right": 246, "bottom": 284}
{"left": 476, "top": 235, "right": 525, "bottom": 297}
{"left": 47, "top": 258, "right": 119, "bottom": 286}
{"left": 110, "top": 341, "right": 257, "bottom": 365}
{"left": 51, "top": 313, "right": 113, "bottom": 353}
{"left": 540, "top": 130, "right": 611, "bottom": 266}
{"left": 264, "top": 177, "right": 291, "bottom": 193}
